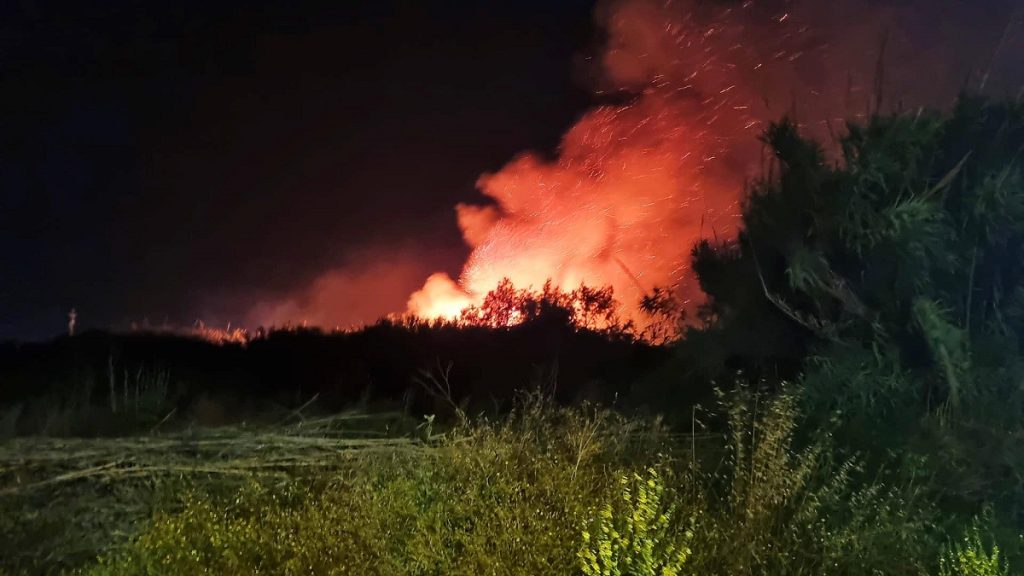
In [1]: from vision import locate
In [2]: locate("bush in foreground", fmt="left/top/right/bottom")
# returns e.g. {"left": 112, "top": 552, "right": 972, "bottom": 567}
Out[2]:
{"left": 688, "top": 97, "right": 1024, "bottom": 540}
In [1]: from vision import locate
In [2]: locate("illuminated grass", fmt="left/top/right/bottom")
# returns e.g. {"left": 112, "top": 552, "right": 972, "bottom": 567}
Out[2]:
{"left": 0, "top": 412, "right": 421, "bottom": 574}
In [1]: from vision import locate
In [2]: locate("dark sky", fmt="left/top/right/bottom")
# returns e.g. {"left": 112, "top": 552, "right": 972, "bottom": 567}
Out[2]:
{"left": 0, "top": 0, "right": 599, "bottom": 339}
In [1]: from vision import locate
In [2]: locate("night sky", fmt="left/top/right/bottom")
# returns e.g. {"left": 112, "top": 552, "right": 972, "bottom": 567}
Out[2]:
{"left": 1, "top": 0, "right": 597, "bottom": 339}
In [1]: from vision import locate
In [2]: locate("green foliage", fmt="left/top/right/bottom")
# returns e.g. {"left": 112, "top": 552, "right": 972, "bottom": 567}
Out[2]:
{"left": 87, "top": 395, "right": 663, "bottom": 576}
{"left": 76, "top": 391, "right": 946, "bottom": 576}
{"left": 688, "top": 97, "right": 1024, "bottom": 545}
{"left": 694, "top": 97, "right": 1024, "bottom": 377}
{"left": 692, "top": 388, "right": 935, "bottom": 576}
{"left": 939, "top": 523, "right": 1010, "bottom": 576}
{"left": 579, "top": 468, "right": 694, "bottom": 576}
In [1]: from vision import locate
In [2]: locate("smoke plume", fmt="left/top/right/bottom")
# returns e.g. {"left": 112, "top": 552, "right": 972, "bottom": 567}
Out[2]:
{"left": 246, "top": 247, "right": 450, "bottom": 330}
{"left": 407, "top": 0, "right": 1023, "bottom": 325}
{"left": 248, "top": 0, "right": 1022, "bottom": 332}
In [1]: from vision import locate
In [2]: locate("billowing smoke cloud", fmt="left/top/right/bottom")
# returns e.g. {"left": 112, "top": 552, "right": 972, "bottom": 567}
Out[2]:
{"left": 246, "top": 247, "right": 450, "bottom": 330}
{"left": 408, "top": 0, "right": 1023, "bottom": 325}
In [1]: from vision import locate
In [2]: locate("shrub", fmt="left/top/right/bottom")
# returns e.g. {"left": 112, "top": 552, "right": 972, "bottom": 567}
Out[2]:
{"left": 689, "top": 387, "right": 936, "bottom": 576}
{"left": 683, "top": 97, "right": 1024, "bottom": 559}
{"left": 939, "top": 523, "right": 1010, "bottom": 576}
{"left": 579, "top": 467, "right": 694, "bottom": 576}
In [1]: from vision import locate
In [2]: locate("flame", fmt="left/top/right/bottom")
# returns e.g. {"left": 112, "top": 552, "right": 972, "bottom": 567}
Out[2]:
{"left": 407, "top": 1, "right": 771, "bottom": 326}
{"left": 408, "top": 0, "right": 1016, "bottom": 326}
{"left": 407, "top": 272, "right": 474, "bottom": 320}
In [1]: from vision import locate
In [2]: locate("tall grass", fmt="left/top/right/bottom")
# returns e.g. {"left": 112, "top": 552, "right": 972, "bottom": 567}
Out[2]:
{"left": 692, "top": 389, "right": 936, "bottom": 575}
{"left": 0, "top": 412, "right": 417, "bottom": 574}
{"left": 939, "top": 521, "right": 1011, "bottom": 576}
{"left": 82, "top": 389, "right": 947, "bottom": 576}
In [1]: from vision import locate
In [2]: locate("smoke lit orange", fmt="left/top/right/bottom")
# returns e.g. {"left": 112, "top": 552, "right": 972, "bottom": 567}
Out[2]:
{"left": 250, "top": 0, "right": 1020, "bottom": 333}
{"left": 406, "top": 1, "right": 775, "bottom": 326}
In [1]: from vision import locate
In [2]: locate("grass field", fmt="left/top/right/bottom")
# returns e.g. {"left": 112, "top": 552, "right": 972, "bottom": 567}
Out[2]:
{"left": 0, "top": 411, "right": 424, "bottom": 574}
{"left": 2, "top": 391, "right": 990, "bottom": 576}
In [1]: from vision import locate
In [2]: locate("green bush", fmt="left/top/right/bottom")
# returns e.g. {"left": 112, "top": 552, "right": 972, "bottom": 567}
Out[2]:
{"left": 579, "top": 467, "right": 694, "bottom": 576}
{"left": 939, "top": 523, "right": 1010, "bottom": 576}
{"left": 690, "top": 388, "right": 936, "bottom": 576}
{"left": 684, "top": 97, "right": 1024, "bottom": 558}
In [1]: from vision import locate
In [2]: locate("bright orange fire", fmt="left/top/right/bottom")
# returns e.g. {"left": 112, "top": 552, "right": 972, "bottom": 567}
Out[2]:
{"left": 407, "top": 1, "right": 776, "bottom": 326}
{"left": 408, "top": 0, "right": 1007, "bottom": 326}
{"left": 408, "top": 94, "right": 750, "bottom": 325}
